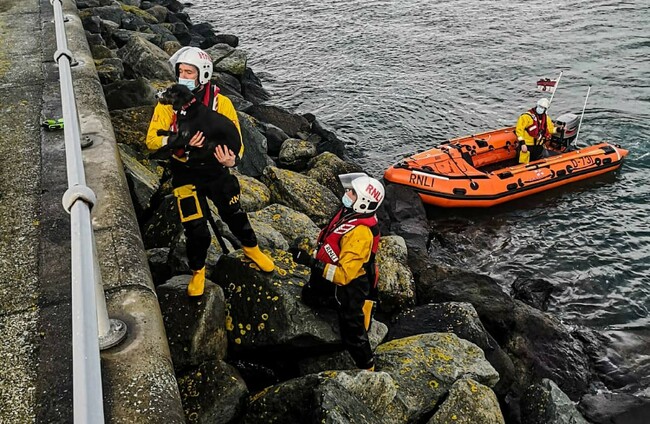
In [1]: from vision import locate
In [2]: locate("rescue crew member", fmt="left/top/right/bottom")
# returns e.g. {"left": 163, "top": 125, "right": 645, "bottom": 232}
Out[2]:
{"left": 292, "top": 173, "right": 384, "bottom": 371}
{"left": 516, "top": 98, "right": 557, "bottom": 164}
{"left": 146, "top": 47, "right": 274, "bottom": 296}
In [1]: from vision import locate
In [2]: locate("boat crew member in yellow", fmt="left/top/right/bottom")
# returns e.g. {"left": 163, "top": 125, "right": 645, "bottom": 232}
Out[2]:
{"left": 146, "top": 47, "right": 274, "bottom": 296}
{"left": 292, "top": 173, "right": 384, "bottom": 371}
{"left": 516, "top": 98, "right": 557, "bottom": 164}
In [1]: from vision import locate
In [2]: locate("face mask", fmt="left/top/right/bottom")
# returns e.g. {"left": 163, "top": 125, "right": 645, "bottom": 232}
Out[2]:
{"left": 342, "top": 194, "right": 354, "bottom": 209}
{"left": 536, "top": 106, "right": 546, "bottom": 115}
{"left": 178, "top": 77, "right": 197, "bottom": 91}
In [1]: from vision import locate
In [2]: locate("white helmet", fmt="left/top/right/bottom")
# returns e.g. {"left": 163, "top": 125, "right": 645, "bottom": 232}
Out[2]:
{"left": 169, "top": 46, "right": 213, "bottom": 85}
{"left": 537, "top": 98, "right": 550, "bottom": 109}
{"left": 338, "top": 173, "right": 385, "bottom": 214}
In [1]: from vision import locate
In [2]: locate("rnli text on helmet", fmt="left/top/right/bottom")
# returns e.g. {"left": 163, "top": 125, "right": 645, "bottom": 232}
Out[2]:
{"left": 366, "top": 184, "right": 382, "bottom": 202}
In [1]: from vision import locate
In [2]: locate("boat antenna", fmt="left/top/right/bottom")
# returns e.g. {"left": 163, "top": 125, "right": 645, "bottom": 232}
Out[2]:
{"left": 574, "top": 85, "right": 591, "bottom": 147}
{"left": 547, "top": 71, "right": 563, "bottom": 110}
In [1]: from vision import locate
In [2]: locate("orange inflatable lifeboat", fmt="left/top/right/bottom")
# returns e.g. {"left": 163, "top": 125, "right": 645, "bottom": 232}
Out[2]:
{"left": 383, "top": 114, "right": 628, "bottom": 208}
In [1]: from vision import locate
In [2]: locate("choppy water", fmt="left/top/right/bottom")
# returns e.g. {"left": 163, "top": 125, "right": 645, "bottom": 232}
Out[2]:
{"left": 190, "top": 0, "right": 650, "bottom": 381}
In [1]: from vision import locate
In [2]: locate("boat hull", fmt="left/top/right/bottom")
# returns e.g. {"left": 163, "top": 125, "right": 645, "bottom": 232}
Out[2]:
{"left": 383, "top": 128, "right": 628, "bottom": 208}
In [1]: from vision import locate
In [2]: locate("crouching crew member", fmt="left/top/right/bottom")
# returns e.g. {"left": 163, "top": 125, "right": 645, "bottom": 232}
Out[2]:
{"left": 516, "top": 97, "right": 557, "bottom": 164}
{"left": 147, "top": 46, "right": 274, "bottom": 296}
{"left": 292, "top": 173, "right": 384, "bottom": 371}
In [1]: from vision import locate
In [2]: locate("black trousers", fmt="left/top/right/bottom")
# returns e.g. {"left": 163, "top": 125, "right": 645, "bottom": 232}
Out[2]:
{"left": 302, "top": 274, "right": 374, "bottom": 369}
{"left": 175, "top": 171, "right": 257, "bottom": 270}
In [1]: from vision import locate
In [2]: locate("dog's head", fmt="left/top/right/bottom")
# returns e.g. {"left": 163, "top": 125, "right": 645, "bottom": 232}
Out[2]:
{"left": 156, "top": 84, "right": 196, "bottom": 111}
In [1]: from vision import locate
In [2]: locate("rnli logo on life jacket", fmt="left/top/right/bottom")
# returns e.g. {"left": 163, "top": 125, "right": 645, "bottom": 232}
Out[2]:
{"left": 324, "top": 244, "right": 339, "bottom": 262}
{"left": 334, "top": 223, "right": 355, "bottom": 235}
{"left": 366, "top": 184, "right": 383, "bottom": 202}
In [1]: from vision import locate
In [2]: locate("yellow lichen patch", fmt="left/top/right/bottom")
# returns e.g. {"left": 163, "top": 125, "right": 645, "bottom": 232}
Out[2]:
{"left": 234, "top": 338, "right": 242, "bottom": 344}
{"left": 225, "top": 316, "right": 234, "bottom": 331}
{"left": 468, "top": 380, "right": 478, "bottom": 393}
{"left": 451, "top": 414, "right": 458, "bottom": 420}
{"left": 277, "top": 268, "right": 287, "bottom": 276}
{"left": 245, "top": 324, "right": 252, "bottom": 331}
{"left": 240, "top": 330, "right": 246, "bottom": 335}
{"left": 261, "top": 314, "right": 269, "bottom": 321}
{"left": 322, "top": 370, "right": 338, "bottom": 378}
{"left": 250, "top": 387, "right": 270, "bottom": 402}
{"left": 272, "top": 296, "right": 279, "bottom": 301}
{"left": 257, "top": 323, "right": 265, "bottom": 331}
{"left": 428, "top": 380, "right": 439, "bottom": 390}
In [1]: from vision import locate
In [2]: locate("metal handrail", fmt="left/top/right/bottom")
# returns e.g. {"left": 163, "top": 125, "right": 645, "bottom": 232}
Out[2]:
{"left": 50, "top": 1, "right": 127, "bottom": 422}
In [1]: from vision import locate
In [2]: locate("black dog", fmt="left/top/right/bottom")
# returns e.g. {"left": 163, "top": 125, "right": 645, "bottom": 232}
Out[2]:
{"left": 152, "top": 84, "right": 241, "bottom": 163}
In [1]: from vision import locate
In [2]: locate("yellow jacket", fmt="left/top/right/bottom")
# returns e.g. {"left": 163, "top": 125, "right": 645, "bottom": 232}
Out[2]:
{"left": 515, "top": 112, "right": 556, "bottom": 146}
{"left": 145, "top": 90, "right": 243, "bottom": 158}
{"left": 321, "top": 225, "right": 374, "bottom": 286}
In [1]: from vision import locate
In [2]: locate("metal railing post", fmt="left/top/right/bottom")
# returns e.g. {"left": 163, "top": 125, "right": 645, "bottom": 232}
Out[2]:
{"left": 50, "top": 0, "right": 127, "bottom": 422}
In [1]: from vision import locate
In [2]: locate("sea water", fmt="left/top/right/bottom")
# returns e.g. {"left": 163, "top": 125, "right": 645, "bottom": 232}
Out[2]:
{"left": 189, "top": 0, "right": 650, "bottom": 389}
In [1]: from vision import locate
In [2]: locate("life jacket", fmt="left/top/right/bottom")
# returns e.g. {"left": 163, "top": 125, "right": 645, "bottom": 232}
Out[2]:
{"left": 315, "top": 209, "right": 381, "bottom": 289}
{"left": 524, "top": 108, "right": 550, "bottom": 144}
{"left": 169, "top": 83, "right": 221, "bottom": 159}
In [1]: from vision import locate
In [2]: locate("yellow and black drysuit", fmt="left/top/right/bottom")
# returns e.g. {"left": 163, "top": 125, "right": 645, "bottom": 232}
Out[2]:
{"left": 515, "top": 108, "right": 556, "bottom": 164}
{"left": 301, "top": 208, "right": 380, "bottom": 370}
{"left": 146, "top": 83, "right": 253, "bottom": 272}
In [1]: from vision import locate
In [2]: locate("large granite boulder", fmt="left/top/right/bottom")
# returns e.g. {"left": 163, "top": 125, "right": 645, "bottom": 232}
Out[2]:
{"left": 177, "top": 360, "right": 248, "bottom": 424}
{"left": 249, "top": 204, "right": 320, "bottom": 246}
{"left": 261, "top": 167, "right": 338, "bottom": 227}
{"left": 242, "top": 370, "right": 394, "bottom": 424}
{"left": 117, "top": 36, "right": 175, "bottom": 80}
{"left": 118, "top": 144, "right": 160, "bottom": 217}
{"left": 234, "top": 172, "right": 271, "bottom": 212}
{"left": 109, "top": 105, "right": 156, "bottom": 156}
{"left": 376, "top": 333, "right": 500, "bottom": 423}
{"left": 376, "top": 184, "right": 430, "bottom": 265}
{"left": 416, "top": 267, "right": 591, "bottom": 400}
{"left": 277, "top": 138, "right": 317, "bottom": 171}
{"left": 103, "top": 78, "right": 158, "bottom": 110}
{"left": 216, "top": 250, "right": 339, "bottom": 356}
{"left": 205, "top": 43, "right": 248, "bottom": 76}
{"left": 237, "top": 112, "right": 274, "bottom": 178}
{"left": 386, "top": 302, "right": 516, "bottom": 398}
{"left": 156, "top": 277, "right": 228, "bottom": 370}
{"left": 520, "top": 379, "right": 588, "bottom": 424}
{"left": 428, "top": 378, "right": 505, "bottom": 424}
{"left": 375, "top": 235, "right": 415, "bottom": 314}
{"left": 246, "top": 104, "right": 311, "bottom": 138}
{"left": 305, "top": 152, "right": 364, "bottom": 198}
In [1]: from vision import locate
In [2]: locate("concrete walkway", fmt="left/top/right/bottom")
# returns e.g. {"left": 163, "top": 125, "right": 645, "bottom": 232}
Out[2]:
{"left": 0, "top": 0, "right": 183, "bottom": 422}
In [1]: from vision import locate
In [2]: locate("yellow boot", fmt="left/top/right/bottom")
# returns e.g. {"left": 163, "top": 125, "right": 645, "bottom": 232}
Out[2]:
{"left": 187, "top": 267, "right": 206, "bottom": 296}
{"left": 242, "top": 245, "right": 275, "bottom": 272}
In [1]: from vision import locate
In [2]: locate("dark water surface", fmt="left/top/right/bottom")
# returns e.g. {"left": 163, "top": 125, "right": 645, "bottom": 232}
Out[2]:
{"left": 191, "top": 0, "right": 650, "bottom": 387}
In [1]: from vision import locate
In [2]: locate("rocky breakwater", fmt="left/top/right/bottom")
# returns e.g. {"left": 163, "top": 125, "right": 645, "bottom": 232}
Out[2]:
{"left": 77, "top": 0, "right": 648, "bottom": 423}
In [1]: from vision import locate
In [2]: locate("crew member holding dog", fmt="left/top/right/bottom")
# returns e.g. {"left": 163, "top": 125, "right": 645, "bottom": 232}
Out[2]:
{"left": 516, "top": 98, "right": 558, "bottom": 164}
{"left": 146, "top": 47, "right": 274, "bottom": 296}
{"left": 292, "top": 173, "right": 384, "bottom": 371}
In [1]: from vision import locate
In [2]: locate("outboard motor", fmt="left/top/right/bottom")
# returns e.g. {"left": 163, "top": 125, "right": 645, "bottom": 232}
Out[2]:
{"left": 550, "top": 112, "right": 580, "bottom": 152}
